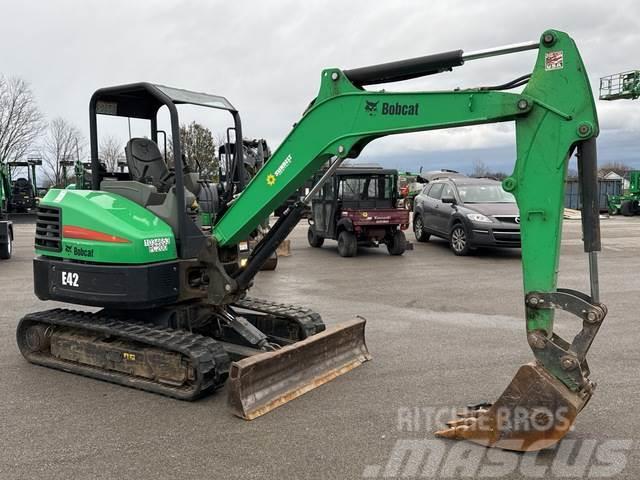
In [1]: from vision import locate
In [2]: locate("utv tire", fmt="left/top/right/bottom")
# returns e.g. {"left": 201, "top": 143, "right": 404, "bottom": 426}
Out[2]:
{"left": 621, "top": 201, "right": 634, "bottom": 217}
{"left": 260, "top": 252, "right": 278, "bottom": 271}
{"left": 337, "top": 231, "right": 357, "bottom": 257}
{"left": 307, "top": 227, "right": 324, "bottom": 248}
{"left": 387, "top": 230, "right": 407, "bottom": 256}
{"left": 608, "top": 207, "right": 619, "bottom": 216}
{"left": 0, "top": 239, "right": 11, "bottom": 260}
{"left": 413, "top": 214, "right": 430, "bottom": 242}
{"left": 450, "top": 224, "right": 472, "bottom": 256}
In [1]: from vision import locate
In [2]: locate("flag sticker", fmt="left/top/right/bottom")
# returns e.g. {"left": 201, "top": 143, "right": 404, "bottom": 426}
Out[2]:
{"left": 545, "top": 51, "right": 563, "bottom": 71}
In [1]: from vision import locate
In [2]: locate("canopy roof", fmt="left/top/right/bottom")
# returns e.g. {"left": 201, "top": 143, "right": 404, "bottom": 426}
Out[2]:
{"left": 91, "top": 82, "right": 236, "bottom": 119}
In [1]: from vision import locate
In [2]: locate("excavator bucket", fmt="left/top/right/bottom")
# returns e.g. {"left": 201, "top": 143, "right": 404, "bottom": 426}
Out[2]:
{"left": 228, "top": 317, "right": 371, "bottom": 420}
{"left": 435, "top": 363, "right": 591, "bottom": 451}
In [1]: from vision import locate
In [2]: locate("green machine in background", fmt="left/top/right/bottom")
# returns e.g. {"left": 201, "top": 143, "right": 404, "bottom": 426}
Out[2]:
{"left": 607, "top": 170, "right": 640, "bottom": 216}
{"left": 0, "top": 162, "right": 13, "bottom": 259}
{"left": 600, "top": 70, "right": 640, "bottom": 215}
{"left": 600, "top": 70, "right": 640, "bottom": 101}
{"left": 398, "top": 170, "right": 425, "bottom": 210}
{"left": 19, "top": 30, "right": 607, "bottom": 451}
{"left": 60, "top": 159, "right": 92, "bottom": 190}
{"left": 5, "top": 157, "right": 42, "bottom": 214}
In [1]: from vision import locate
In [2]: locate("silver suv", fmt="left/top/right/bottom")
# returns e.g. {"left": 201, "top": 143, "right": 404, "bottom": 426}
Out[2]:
{"left": 412, "top": 176, "right": 520, "bottom": 255}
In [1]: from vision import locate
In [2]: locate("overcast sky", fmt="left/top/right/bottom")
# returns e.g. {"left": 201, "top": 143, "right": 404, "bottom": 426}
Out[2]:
{"left": 1, "top": 0, "right": 639, "bottom": 174}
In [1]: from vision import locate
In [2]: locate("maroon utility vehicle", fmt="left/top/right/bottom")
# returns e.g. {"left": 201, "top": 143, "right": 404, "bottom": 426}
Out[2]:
{"left": 307, "top": 165, "right": 409, "bottom": 257}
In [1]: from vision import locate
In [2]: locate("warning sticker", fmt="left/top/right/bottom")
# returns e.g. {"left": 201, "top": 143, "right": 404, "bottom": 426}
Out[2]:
{"left": 545, "top": 51, "right": 564, "bottom": 71}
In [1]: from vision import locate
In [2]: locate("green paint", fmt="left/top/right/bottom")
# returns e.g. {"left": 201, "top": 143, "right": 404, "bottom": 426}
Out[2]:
{"left": 214, "top": 89, "right": 528, "bottom": 245}
{"left": 607, "top": 170, "right": 640, "bottom": 214}
{"left": 37, "top": 189, "right": 177, "bottom": 264}
{"left": 213, "top": 31, "right": 599, "bottom": 386}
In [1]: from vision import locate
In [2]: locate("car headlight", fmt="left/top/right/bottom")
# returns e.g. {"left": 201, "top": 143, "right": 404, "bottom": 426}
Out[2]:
{"left": 466, "top": 213, "right": 492, "bottom": 223}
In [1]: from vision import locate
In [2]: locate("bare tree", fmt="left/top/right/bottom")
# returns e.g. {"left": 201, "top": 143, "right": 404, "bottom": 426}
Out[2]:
{"left": 99, "top": 135, "right": 123, "bottom": 172}
{"left": 469, "top": 160, "right": 508, "bottom": 180}
{"left": 470, "top": 160, "right": 490, "bottom": 178}
{"left": 43, "top": 117, "right": 83, "bottom": 187}
{"left": 598, "top": 161, "right": 631, "bottom": 177}
{"left": 0, "top": 75, "right": 44, "bottom": 164}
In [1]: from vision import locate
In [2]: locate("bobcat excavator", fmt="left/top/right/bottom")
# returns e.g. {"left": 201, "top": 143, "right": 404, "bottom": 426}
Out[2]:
{"left": 18, "top": 30, "right": 605, "bottom": 452}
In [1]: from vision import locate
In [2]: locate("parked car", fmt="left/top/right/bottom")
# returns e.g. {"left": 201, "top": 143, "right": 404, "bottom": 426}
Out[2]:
{"left": 412, "top": 176, "right": 520, "bottom": 255}
{"left": 308, "top": 165, "right": 409, "bottom": 257}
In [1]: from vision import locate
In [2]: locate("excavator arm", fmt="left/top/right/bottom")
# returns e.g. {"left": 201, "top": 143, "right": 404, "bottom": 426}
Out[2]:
{"left": 218, "top": 30, "right": 606, "bottom": 451}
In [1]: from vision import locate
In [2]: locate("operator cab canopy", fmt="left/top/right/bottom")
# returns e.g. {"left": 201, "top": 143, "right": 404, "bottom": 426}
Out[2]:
{"left": 89, "top": 82, "right": 243, "bottom": 258}
{"left": 91, "top": 82, "right": 236, "bottom": 120}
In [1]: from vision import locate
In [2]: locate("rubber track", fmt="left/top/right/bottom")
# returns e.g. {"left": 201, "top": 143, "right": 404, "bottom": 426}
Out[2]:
{"left": 233, "top": 296, "right": 325, "bottom": 338}
{"left": 17, "top": 308, "right": 230, "bottom": 400}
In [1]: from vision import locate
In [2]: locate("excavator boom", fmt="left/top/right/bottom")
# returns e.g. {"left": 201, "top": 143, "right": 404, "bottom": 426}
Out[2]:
{"left": 219, "top": 30, "right": 605, "bottom": 450}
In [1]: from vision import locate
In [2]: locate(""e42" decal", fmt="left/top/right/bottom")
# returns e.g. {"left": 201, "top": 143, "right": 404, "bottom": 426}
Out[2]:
{"left": 61, "top": 271, "right": 79, "bottom": 287}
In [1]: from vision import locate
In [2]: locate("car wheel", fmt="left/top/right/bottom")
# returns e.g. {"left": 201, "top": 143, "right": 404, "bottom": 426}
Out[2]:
{"left": 307, "top": 227, "right": 324, "bottom": 248}
{"left": 413, "top": 214, "right": 430, "bottom": 242}
{"left": 386, "top": 230, "right": 406, "bottom": 256}
{"left": 337, "top": 230, "right": 357, "bottom": 257}
{"left": 450, "top": 224, "right": 472, "bottom": 256}
{"left": 0, "top": 238, "right": 12, "bottom": 260}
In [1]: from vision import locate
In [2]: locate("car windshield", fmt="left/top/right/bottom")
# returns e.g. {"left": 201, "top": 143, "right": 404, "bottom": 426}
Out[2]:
{"left": 457, "top": 184, "right": 515, "bottom": 203}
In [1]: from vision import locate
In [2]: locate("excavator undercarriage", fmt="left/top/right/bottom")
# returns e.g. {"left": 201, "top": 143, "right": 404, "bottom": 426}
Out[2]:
{"left": 18, "top": 297, "right": 369, "bottom": 411}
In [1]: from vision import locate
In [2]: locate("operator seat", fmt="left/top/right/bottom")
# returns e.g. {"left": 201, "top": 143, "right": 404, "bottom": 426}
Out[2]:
{"left": 120, "top": 138, "right": 202, "bottom": 238}
{"left": 125, "top": 138, "right": 174, "bottom": 192}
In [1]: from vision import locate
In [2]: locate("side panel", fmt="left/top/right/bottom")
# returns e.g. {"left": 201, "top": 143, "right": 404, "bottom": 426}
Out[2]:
{"left": 36, "top": 189, "right": 177, "bottom": 264}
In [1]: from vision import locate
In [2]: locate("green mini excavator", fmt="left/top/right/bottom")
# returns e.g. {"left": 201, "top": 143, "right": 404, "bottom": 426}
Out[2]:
{"left": 19, "top": 30, "right": 605, "bottom": 452}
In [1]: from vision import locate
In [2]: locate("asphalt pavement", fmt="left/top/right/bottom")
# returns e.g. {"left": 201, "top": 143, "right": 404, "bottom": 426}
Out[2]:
{"left": 1, "top": 217, "right": 638, "bottom": 479}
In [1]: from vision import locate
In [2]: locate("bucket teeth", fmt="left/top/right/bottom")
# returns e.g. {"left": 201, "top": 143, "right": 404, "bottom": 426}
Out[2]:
{"left": 435, "top": 422, "right": 476, "bottom": 440}
{"left": 443, "top": 417, "right": 476, "bottom": 428}
{"left": 456, "top": 407, "right": 490, "bottom": 419}
{"left": 434, "top": 363, "right": 590, "bottom": 452}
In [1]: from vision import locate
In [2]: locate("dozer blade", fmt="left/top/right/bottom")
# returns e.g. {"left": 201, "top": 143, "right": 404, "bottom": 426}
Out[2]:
{"left": 435, "top": 362, "right": 590, "bottom": 452}
{"left": 228, "top": 317, "right": 371, "bottom": 420}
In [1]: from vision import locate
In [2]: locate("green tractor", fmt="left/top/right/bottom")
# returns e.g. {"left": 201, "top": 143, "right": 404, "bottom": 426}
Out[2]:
{"left": 606, "top": 170, "right": 640, "bottom": 216}
{"left": 600, "top": 71, "right": 639, "bottom": 216}
{"left": 5, "top": 158, "right": 42, "bottom": 214}
{"left": 0, "top": 162, "right": 13, "bottom": 259}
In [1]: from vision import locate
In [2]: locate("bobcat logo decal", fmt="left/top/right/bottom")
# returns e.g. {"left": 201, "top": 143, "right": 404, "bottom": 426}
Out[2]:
{"left": 365, "top": 100, "right": 379, "bottom": 116}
